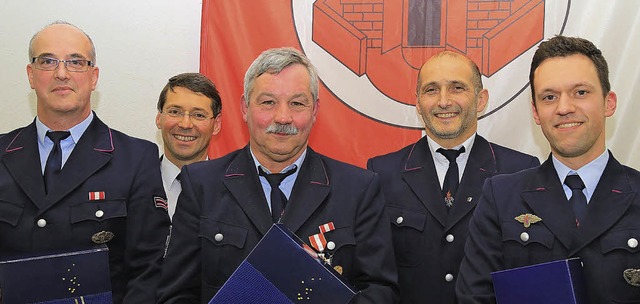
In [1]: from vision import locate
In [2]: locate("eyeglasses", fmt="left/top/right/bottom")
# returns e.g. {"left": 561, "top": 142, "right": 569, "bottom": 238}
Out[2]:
{"left": 31, "top": 56, "right": 94, "bottom": 72}
{"left": 160, "top": 107, "right": 215, "bottom": 122}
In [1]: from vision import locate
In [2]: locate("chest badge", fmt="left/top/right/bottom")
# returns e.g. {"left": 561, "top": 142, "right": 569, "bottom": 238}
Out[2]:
{"left": 515, "top": 213, "right": 542, "bottom": 228}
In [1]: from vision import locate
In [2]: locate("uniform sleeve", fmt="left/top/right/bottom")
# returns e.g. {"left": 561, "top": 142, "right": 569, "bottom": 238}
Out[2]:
{"left": 122, "top": 142, "right": 171, "bottom": 302}
{"left": 455, "top": 178, "right": 502, "bottom": 304}
{"left": 350, "top": 173, "right": 400, "bottom": 303}
{"left": 157, "top": 165, "right": 202, "bottom": 303}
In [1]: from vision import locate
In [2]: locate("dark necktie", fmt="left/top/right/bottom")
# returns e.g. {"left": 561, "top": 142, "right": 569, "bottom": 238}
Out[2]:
{"left": 437, "top": 147, "right": 465, "bottom": 208}
{"left": 564, "top": 174, "right": 587, "bottom": 226}
{"left": 44, "top": 131, "right": 71, "bottom": 194}
{"left": 258, "top": 166, "right": 297, "bottom": 223}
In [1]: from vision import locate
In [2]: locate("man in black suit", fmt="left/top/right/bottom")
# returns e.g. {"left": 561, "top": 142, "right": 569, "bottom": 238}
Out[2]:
{"left": 456, "top": 36, "right": 639, "bottom": 303}
{"left": 157, "top": 47, "right": 398, "bottom": 303}
{"left": 0, "top": 22, "right": 170, "bottom": 303}
{"left": 368, "top": 51, "right": 539, "bottom": 304}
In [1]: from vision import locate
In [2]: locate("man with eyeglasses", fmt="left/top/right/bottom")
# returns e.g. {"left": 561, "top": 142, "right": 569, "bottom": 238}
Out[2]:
{"left": 156, "top": 73, "right": 222, "bottom": 220}
{"left": 0, "top": 21, "right": 170, "bottom": 303}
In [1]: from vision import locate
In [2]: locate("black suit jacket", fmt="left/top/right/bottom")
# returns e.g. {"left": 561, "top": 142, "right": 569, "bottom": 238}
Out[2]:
{"left": 0, "top": 115, "right": 170, "bottom": 303}
{"left": 367, "top": 135, "right": 539, "bottom": 304}
{"left": 157, "top": 146, "right": 399, "bottom": 303}
{"left": 456, "top": 152, "right": 640, "bottom": 303}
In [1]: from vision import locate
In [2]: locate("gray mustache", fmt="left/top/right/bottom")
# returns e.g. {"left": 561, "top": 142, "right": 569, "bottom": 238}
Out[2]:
{"left": 266, "top": 123, "right": 299, "bottom": 135}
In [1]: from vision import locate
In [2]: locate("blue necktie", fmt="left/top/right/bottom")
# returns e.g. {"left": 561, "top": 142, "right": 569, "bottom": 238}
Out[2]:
{"left": 44, "top": 131, "right": 71, "bottom": 194}
{"left": 259, "top": 166, "right": 297, "bottom": 223}
{"left": 437, "top": 147, "right": 465, "bottom": 208}
{"left": 564, "top": 174, "right": 587, "bottom": 226}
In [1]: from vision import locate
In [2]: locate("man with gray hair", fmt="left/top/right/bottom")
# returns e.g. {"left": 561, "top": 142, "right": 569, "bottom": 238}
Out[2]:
{"left": 0, "top": 21, "right": 170, "bottom": 302}
{"left": 158, "top": 47, "right": 399, "bottom": 303}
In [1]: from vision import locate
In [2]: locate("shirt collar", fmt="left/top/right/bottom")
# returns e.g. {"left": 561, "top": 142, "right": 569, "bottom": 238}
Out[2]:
{"left": 553, "top": 150, "right": 609, "bottom": 198}
{"left": 426, "top": 132, "right": 476, "bottom": 166}
{"left": 160, "top": 155, "right": 182, "bottom": 188}
{"left": 36, "top": 112, "right": 94, "bottom": 145}
{"left": 250, "top": 148, "right": 307, "bottom": 174}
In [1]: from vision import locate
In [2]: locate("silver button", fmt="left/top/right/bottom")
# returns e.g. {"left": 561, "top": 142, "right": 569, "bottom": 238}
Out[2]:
{"left": 467, "top": 197, "right": 473, "bottom": 203}
{"left": 520, "top": 232, "right": 529, "bottom": 242}
{"left": 37, "top": 218, "right": 47, "bottom": 228}
{"left": 445, "top": 273, "right": 454, "bottom": 282}
{"left": 95, "top": 210, "right": 104, "bottom": 218}
{"left": 327, "top": 241, "right": 336, "bottom": 250}
{"left": 445, "top": 234, "right": 455, "bottom": 243}
{"left": 396, "top": 217, "right": 404, "bottom": 225}
{"left": 628, "top": 238, "right": 638, "bottom": 249}
{"left": 214, "top": 233, "right": 224, "bottom": 242}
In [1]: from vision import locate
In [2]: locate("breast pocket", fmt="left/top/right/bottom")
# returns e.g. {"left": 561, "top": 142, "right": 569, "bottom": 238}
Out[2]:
{"left": 199, "top": 218, "right": 248, "bottom": 287}
{"left": 69, "top": 199, "right": 127, "bottom": 224}
{"left": 0, "top": 200, "right": 23, "bottom": 227}
{"left": 320, "top": 225, "right": 356, "bottom": 276}
{"left": 501, "top": 221, "right": 556, "bottom": 265}
{"left": 600, "top": 227, "right": 640, "bottom": 303}
{"left": 386, "top": 205, "right": 426, "bottom": 267}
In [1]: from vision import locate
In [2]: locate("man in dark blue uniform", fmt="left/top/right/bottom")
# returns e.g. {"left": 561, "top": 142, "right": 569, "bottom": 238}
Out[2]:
{"left": 456, "top": 36, "right": 640, "bottom": 303}
{"left": 368, "top": 51, "right": 539, "bottom": 303}
{"left": 158, "top": 47, "right": 399, "bottom": 303}
{"left": 0, "top": 22, "right": 170, "bottom": 303}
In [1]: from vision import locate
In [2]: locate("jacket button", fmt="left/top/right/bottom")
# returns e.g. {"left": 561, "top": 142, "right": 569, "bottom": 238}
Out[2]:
{"left": 95, "top": 210, "right": 104, "bottom": 218}
{"left": 37, "top": 218, "right": 47, "bottom": 227}
{"left": 520, "top": 232, "right": 529, "bottom": 242}
{"left": 445, "top": 234, "right": 454, "bottom": 243}
{"left": 628, "top": 238, "right": 638, "bottom": 249}
{"left": 396, "top": 217, "right": 404, "bottom": 225}
{"left": 445, "top": 273, "right": 454, "bottom": 282}
{"left": 327, "top": 241, "right": 336, "bottom": 250}
{"left": 214, "top": 233, "right": 224, "bottom": 242}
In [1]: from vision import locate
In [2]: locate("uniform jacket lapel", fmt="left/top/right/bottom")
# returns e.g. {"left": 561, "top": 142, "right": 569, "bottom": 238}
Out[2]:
{"left": 521, "top": 157, "right": 578, "bottom": 250}
{"left": 223, "top": 146, "right": 273, "bottom": 235}
{"left": 283, "top": 148, "right": 331, "bottom": 233}
{"left": 570, "top": 153, "right": 636, "bottom": 255}
{"left": 447, "top": 136, "right": 496, "bottom": 230}
{"left": 401, "top": 137, "right": 448, "bottom": 227}
{"left": 3, "top": 121, "right": 47, "bottom": 207}
{"left": 40, "top": 115, "right": 114, "bottom": 213}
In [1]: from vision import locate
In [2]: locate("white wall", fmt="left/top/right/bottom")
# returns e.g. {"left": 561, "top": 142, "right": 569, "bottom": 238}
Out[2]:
{"left": 0, "top": 0, "right": 202, "bottom": 148}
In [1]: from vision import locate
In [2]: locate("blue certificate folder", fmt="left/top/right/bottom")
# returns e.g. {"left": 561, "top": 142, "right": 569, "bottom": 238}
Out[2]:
{"left": 0, "top": 246, "right": 112, "bottom": 304}
{"left": 491, "top": 258, "right": 587, "bottom": 304}
{"left": 209, "top": 224, "right": 357, "bottom": 304}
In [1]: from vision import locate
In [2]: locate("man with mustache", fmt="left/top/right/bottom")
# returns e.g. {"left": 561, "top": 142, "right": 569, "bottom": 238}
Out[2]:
{"left": 457, "top": 36, "right": 640, "bottom": 303}
{"left": 158, "top": 47, "right": 399, "bottom": 303}
{"left": 367, "top": 51, "right": 539, "bottom": 303}
{"left": 0, "top": 21, "right": 170, "bottom": 302}
{"left": 156, "top": 73, "right": 222, "bottom": 220}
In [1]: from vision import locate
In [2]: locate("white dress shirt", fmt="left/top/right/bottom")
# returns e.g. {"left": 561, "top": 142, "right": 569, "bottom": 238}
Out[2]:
{"left": 160, "top": 156, "right": 182, "bottom": 220}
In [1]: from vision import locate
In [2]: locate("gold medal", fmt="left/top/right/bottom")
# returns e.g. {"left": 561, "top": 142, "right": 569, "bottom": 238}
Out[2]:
{"left": 333, "top": 265, "right": 343, "bottom": 275}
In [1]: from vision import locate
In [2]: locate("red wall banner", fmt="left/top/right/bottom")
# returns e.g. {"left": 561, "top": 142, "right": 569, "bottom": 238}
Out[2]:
{"left": 201, "top": 0, "right": 566, "bottom": 168}
{"left": 202, "top": 1, "right": 421, "bottom": 168}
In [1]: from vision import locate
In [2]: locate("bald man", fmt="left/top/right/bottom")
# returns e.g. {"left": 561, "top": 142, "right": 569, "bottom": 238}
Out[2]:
{"left": 0, "top": 21, "right": 170, "bottom": 303}
{"left": 368, "top": 51, "right": 539, "bottom": 303}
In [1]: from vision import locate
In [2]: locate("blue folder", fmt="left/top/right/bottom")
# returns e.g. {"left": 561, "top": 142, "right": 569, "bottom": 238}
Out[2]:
{"left": 491, "top": 258, "right": 587, "bottom": 304}
{"left": 0, "top": 246, "right": 112, "bottom": 304}
{"left": 209, "top": 224, "right": 357, "bottom": 304}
